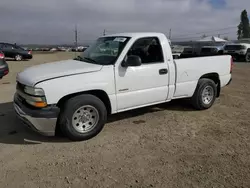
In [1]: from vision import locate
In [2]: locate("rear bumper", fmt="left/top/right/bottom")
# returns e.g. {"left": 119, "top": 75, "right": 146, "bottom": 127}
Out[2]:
{"left": 224, "top": 53, "right": 245, "bottom": 59}
{"left": 23, "top": 54, "right": 33, "bottom": 59}
{"left": 13, "top": 94, "right": 59, "bottom": 136}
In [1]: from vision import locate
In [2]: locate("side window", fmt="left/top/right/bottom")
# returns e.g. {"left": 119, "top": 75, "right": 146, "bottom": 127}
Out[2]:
{"left": 3, "top": 44, "right": 14, "bottom": 50}
{"left": 0, "top": 44, "right": 7, "bottom": 49}
{"left": 128, "top": 37, "right": 164, "bottom": 64}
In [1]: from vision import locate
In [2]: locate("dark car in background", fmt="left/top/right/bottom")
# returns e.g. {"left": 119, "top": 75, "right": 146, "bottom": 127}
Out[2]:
{"left": 200, "top": 46, "right": 224, "bottom": 57}
{"left": 0, "top": 43, "right": 32, "bottom": 61}
{"left": 0, "top": 51, "right": 9, "bottom": 79}
{"left": 180, "top": 46, "right": 198, "bottom": 58}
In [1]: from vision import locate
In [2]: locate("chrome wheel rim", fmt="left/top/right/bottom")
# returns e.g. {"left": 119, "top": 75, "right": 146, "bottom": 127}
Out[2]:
{"left": 16, "top": 55, "right": 22, "bottom": 61}
{"left": 201, "top": 86, "right": 214, "bottom": 105}
{"left": 72, "top": 105, "right": 99, "bottom": 133}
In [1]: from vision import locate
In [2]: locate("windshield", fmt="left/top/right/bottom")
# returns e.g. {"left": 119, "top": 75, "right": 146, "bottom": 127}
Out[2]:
{"left": 77, "top": 36, "right": 130, "bottom": 65}
{"left": 16, "top": 46, "right": 25, "bottom": 50}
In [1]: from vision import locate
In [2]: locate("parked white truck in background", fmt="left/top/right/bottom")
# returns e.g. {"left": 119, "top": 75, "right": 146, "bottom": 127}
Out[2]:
{"left": 223, "top": 43, "right": 250, "bottom": 62}
{"left": 14, "top": 32, "right": 233, "bottom": 141}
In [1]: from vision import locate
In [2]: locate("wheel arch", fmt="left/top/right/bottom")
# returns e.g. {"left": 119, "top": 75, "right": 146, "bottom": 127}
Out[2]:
{"left": 57, "top": 90, "right": 112, "bottom": 115}
{"left": 199, "top": 72, "right": 221, "bottom": 97}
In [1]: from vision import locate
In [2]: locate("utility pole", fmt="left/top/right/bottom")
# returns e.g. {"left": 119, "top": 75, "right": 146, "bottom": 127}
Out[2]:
{"left": 103, "top": 29, "right": 106, "bottom": 36}
{"left": 74, "top": 24, "right": 78, "bottom": 57}
{"left": 168, "top": 29, "right": 172, "bottom": 39}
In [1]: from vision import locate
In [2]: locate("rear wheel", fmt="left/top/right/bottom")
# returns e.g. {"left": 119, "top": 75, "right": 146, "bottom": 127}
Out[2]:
{"left": 59, "top": 94, "right": 107, "bottom": 141}
{"left": 191, "top": 78, "right": 217, "bottom": 110}
{"left": 15, "top": 54, "right": 22, "bottom": 61}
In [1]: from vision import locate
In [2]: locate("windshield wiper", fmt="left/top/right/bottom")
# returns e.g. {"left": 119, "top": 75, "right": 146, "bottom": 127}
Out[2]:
{"left": 74, "top": 55, "right": 84, "bottom": 61}
{"left": 74, "top": 55, "right": 98, "bottom": 64}
{"left": 82, "top": 57, "right": 98, "bottom": 64}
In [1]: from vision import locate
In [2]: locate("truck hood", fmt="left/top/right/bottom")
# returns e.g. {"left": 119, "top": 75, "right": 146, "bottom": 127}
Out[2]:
{"left": 17, "top": 59, "right": 103, "bottom": 86}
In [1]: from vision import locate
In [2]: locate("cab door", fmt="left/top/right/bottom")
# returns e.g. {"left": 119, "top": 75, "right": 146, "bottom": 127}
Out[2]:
{"left": 115, "top": 37, "right": 169, "bottom": 111}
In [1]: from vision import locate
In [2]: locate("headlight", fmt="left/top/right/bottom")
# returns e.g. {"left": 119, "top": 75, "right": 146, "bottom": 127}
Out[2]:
{"left": 19, "top": 86, "right": 47, "bottom": 108}
{"left": 24, "top": 86, "right": 45, "bottom": 96}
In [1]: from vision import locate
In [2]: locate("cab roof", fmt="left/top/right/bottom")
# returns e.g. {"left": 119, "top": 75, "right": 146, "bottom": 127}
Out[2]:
{"left": 103, "top": 32, "right": 166, "bottom": 38}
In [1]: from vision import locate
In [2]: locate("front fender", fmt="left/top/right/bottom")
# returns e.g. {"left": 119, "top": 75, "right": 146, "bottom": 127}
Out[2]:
{"left": 35, "top": 67, "right": 115, "bottom": 105}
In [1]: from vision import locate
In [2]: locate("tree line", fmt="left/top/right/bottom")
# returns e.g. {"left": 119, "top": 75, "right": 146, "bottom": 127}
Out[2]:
{"left": 237, "top": 9, "right": 250, "bottom": 39}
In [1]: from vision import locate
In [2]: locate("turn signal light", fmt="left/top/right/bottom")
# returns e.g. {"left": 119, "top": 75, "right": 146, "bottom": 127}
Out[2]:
{"left": 27, "top": 100, "right": 47, "bottom": 108}
{"left": 34, "top": 101, "right": 47, "bottom": 108}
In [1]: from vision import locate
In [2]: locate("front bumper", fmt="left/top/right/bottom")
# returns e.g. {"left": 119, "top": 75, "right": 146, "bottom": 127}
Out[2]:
{"left": 224, "top": 53, "right": 245, "bottom": 59}
{"left": 14, "top": 94, "right": 59, "bottom": 136}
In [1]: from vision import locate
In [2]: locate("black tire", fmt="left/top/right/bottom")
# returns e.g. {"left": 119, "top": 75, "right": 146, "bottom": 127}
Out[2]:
{"left": 191, "top": 78, "right": 217, "bottom": 110}
{"left": 245, "top": 53, "right": 250, "bottom": 62}
{"left": 59, "top": 94, "right": 107, "bottom": 141}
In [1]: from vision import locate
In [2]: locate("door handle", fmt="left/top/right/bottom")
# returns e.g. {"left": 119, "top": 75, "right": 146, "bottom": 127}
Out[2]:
{"left": 159, "top": 69, "right": 168, "bottom": 75}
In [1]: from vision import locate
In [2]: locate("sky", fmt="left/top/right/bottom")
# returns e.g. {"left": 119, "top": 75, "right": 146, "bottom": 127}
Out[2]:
{"left": 0, "top": 0, "right": 249, "bottom": 44}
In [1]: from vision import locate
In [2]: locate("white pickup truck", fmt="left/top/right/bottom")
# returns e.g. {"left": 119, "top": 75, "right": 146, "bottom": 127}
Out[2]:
{"left": 223, "top": 43, "right": 250, "bottom": 62}
{"left": 14, "top": 32, "right": 233, "bottom": 141}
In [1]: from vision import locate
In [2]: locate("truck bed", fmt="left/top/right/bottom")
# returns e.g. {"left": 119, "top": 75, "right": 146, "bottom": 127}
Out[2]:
{"left": 173, "top": 55, "right": 232, "bottom": 98}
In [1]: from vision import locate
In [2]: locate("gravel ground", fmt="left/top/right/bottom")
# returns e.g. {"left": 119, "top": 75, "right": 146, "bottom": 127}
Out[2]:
{"left": 0, "top": 53, "right": 249, "bottom": 188}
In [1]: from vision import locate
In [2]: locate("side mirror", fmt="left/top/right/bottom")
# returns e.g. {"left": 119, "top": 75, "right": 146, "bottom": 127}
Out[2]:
{"left": 122, "top": 55, "right": 142, "bottom": 67}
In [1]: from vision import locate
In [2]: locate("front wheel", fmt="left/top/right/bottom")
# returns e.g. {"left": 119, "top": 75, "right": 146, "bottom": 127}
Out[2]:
{"left": 191, "top": 78, "right": 217, "bottom": 110}
{"left": 245, "top": 53, "right": 250, "bottom": 62}
{"left": 59, "top": 94, "right": 107, "bottom": 141}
